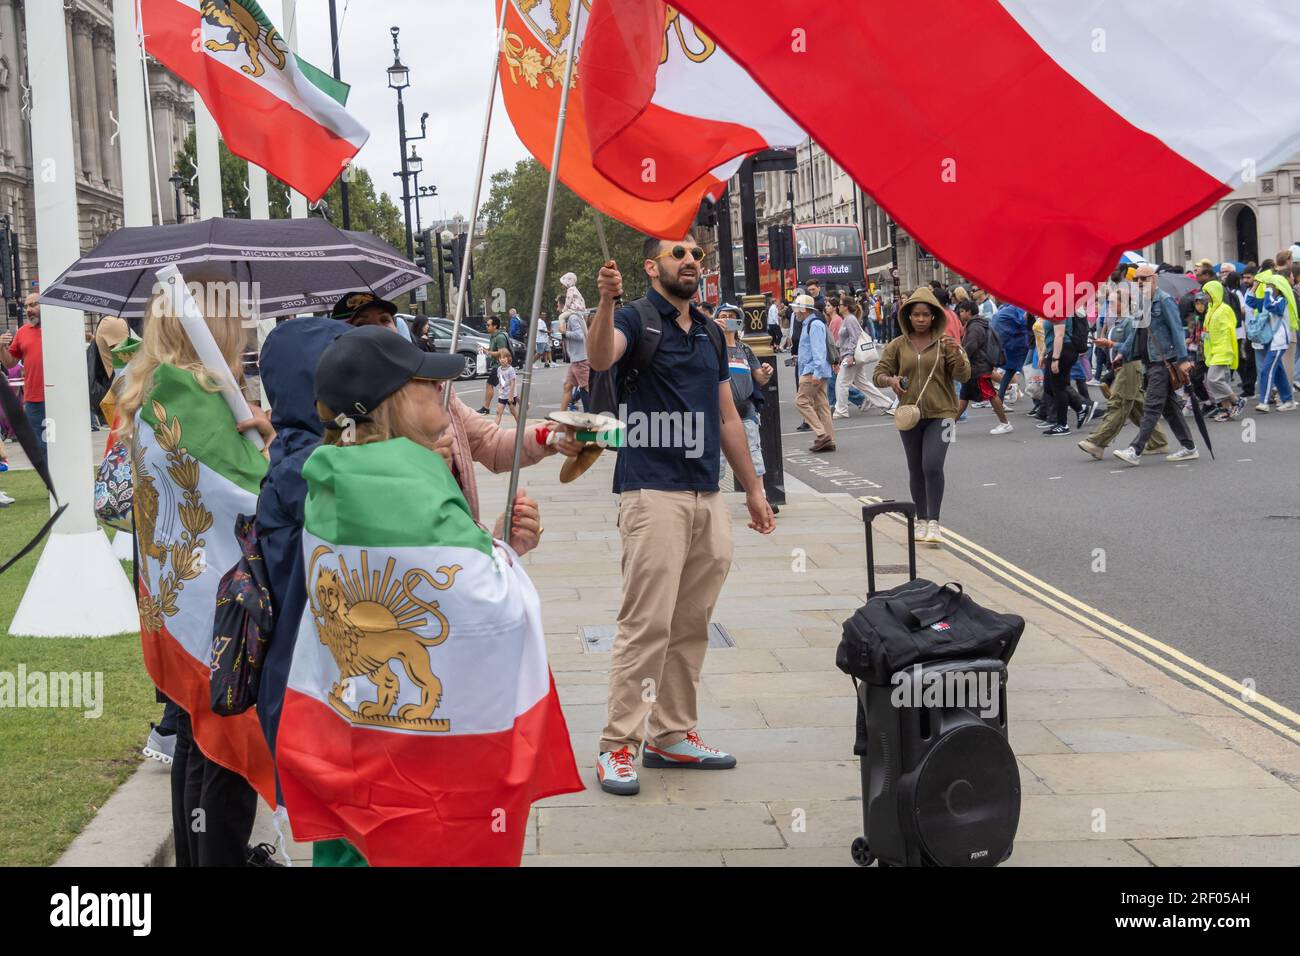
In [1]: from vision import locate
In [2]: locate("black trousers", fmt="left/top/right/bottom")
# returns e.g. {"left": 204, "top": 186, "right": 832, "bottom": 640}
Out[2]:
{"left": 899, "top": 416, "right": 950, "bottom": 521}
{"left": 1239, "top": 340, "right": 1257, "bottom": 397}
{"left": 1129, "top": 361, "right": 1194, "bottom": 454}
{"left": 171, "top": 711, "right": 258, "bottom": 867}
{"left": 1046, "top": 351, "right": 1084, "bottom": 425}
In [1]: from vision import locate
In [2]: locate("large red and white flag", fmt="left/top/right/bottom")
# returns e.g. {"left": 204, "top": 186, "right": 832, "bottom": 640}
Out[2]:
{"left": 141, "top": 0, "right": 368, "bottom": 202}
{"left": 497, "top": 0, "right": 802, "bottom": 239}
{"left": 603, "top": 0, "right": 1300, "bottom": 312}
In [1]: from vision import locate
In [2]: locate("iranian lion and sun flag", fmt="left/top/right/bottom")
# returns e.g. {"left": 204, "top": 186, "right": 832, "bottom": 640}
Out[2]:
{"left": 133, "top": 0, "right": 1300, "bottom": 866}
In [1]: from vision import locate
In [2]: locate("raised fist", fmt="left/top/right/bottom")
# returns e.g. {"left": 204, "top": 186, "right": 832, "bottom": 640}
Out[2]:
{"left": 597, "top": 261, "right": 623, "bottom": 302}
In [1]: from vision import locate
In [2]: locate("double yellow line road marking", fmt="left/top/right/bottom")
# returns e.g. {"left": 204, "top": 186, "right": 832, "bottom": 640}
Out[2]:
{"left": 859, "top": 495, "right": 1300, "bottom": 744}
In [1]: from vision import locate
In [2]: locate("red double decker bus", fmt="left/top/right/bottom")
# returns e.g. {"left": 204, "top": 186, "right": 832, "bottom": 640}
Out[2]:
{"left": 704, "top": 224, "right": 867, "bottom": 303}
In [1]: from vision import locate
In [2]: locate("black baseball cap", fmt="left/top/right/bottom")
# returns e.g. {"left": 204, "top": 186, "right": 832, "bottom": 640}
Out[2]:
{"left": 315, "top": 325, "right": 464, "bottom": 428}
{"left": 331, "top": 290, "right": 400, "bottom": 323}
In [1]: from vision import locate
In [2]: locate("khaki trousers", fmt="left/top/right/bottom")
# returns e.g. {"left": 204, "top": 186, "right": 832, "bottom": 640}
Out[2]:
{"left": 600, "top": 490, "right": 733, "bottom": 755}
{"left": 795, "top": 375, "right": 835, "bottom": 441}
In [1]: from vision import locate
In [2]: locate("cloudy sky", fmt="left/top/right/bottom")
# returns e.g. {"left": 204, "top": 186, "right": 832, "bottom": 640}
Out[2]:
{"left": 290, "top": 0, "right": 530, "bottom": 220}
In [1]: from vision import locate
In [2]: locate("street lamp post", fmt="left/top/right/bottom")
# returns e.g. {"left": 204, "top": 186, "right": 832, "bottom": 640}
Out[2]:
{"left": 168, "top": 173, "right": 184, "bottom": 224}
{"left": 415, "top": 183, "right": 437, "bottom": 235}
{"left": 387, "top": 27, "right": 427, "bottom": 261}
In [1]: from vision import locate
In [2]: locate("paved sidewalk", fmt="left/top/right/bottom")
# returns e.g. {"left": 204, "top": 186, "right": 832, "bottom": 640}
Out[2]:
{"left": 480, "top": 446, "right": 1300, "bottom": 867}
{"left": 77, "top": 428, "right": 1300, "bottom": 866}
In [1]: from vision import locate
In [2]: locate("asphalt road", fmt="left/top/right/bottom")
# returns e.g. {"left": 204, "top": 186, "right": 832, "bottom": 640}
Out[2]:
{"left": 463, "top": 356, "right": 1300, "bottom": 716}
{"left": 769, "top": 359, "right": 1300, "bottom": 715}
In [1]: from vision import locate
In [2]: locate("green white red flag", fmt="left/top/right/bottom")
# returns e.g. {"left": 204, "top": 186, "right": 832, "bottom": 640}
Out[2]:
{"left": 140, "top": 0, "right": 368, "bottom": 202}
{"left": 132, "top": 364, "right": 277, "bottom": 804}
{"left": 275, "top": 437, "right": 582, "bottom": 866}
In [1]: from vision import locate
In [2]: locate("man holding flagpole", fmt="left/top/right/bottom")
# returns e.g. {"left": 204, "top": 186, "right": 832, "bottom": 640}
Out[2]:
{"left": 587, "top": 236, "right": 775, "bottom": 797}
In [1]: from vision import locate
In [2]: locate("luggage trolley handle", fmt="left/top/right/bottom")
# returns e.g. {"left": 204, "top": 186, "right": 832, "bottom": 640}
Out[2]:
{"left": 861, "top": 500, "right": 917, "bottom": 597}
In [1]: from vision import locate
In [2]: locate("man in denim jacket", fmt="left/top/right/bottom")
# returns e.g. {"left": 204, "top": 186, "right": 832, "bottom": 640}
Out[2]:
{"left": 1111, "top": 264, "right": 1199, "bottom": 465}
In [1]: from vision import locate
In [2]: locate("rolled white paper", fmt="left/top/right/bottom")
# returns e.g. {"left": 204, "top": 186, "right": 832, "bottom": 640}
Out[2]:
{"left": 155, "top": 264, "right": 265, "bottom": 450}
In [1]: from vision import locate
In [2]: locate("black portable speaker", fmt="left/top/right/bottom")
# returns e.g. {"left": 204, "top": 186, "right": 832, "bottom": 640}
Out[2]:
{"left": 845, "top": 502, "right": 1022, "bottom": 868}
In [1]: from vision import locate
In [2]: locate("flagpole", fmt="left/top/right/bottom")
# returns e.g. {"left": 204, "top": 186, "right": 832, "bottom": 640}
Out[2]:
{"left": 444, "top": 0, "right": 510, "bottom": 409}
{"left": 503, "top": 0, "right": 582, "bottom": 541}
{"left": 283, "top": 0, "right": 310, "bottom": 219}
{"left": 12, "top": 0, "right": 138, "bottom": 637}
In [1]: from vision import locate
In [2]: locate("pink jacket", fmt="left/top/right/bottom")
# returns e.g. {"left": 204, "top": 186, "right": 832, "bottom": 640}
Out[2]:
{"left": 446, "top": 390, "right": 553, "bottom": 523}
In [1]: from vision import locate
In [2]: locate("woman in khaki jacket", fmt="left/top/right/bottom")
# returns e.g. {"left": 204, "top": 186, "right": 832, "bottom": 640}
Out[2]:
{"left": 873, "top": 287, "right": 971, "bottom": 544}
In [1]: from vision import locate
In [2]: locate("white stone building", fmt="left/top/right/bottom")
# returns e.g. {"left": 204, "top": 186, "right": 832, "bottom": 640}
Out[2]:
{"left": 0, "top": 0, "right": 193, "bottom": 317}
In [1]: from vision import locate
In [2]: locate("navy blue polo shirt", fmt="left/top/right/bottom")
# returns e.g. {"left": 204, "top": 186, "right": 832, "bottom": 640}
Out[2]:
{"left": 612, "top": 287, "right": 727, "bottom": 493}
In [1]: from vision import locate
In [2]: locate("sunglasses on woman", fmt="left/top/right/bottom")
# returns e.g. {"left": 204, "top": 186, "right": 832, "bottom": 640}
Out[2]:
{"left": 655, "top": 244, "right": 705, "bottom": 262}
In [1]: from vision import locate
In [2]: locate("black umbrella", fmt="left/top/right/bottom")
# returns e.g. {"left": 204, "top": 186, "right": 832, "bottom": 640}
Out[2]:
{"left": 1157, "top": 272, "right": 1199, "bottom": 301}
{"left": 39, "top": 217, "right": 433, "bottom": 320}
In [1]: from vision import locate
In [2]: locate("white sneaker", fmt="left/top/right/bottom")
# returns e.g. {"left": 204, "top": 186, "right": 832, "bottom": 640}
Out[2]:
{"left": 1276, "top": 401, "right": 1297, "bottom": 411}
{"left": 913, "top": 521, "right": 927, "bottom": 542}
{"left": 1255, "top": 404, "right": 1271, "bottom": 413}
{"left": 142, "top": 725, "right": 175, "bottom": 764}
{"left": 1005, "top": 384, "right": 1020, "bottom": 405}
{"left": 596, "top": 747, "right": 640, "bottom": 795}
{"left": 0, "top": 491, "right": 13, "bottom": 507}
{"left": 832, "top": 411, "right": 851, "bottom": 420}
{"left": 1166, "top": 447, "right": 1199, "bottom": 462}
{"left": 1112, "top": 447, "right": 1141, "bottom": 466}
{"left": 924, "top": 520, "right": 943, "bottom": 544}
{"left": 989, "top": 422, "right": 1014, "bottom": 435}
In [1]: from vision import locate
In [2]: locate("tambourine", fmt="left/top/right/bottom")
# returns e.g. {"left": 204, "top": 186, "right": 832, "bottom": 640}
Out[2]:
{"left": 545, "top": 410, "right": 625, "bottom": 482}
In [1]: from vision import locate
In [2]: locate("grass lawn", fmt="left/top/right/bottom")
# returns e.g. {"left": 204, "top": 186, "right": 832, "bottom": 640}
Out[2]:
{"left": 0, "top": 469, "right": 158, "bottom": 866}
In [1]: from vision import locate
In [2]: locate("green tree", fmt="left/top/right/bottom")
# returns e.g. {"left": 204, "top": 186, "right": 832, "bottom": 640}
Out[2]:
{"left": 477, "top": 159, "right": 585, "bottom": 318}
{"left": 478, "top": 159, "right": 663, "bottom": 319}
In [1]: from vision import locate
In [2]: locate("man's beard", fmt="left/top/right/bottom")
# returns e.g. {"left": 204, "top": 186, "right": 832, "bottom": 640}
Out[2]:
{"left": 659, "top": 269, "right": 699, "bottom": 300}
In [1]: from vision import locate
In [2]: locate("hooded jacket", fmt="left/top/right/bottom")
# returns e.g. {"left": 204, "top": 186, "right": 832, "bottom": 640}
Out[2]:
{"left": 1201, "top": 280, "right": 1238, "bottom": 369}
{"left": 873, "top": 286, "right": 970, "bottom": 419}
{"left": 255, "top": 317, "right": 350, "bottom": 761}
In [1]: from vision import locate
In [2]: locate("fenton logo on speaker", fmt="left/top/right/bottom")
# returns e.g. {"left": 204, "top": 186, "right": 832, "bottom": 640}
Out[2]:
{"left": 889, "top": 664, "right": 1001, "bottom": 719}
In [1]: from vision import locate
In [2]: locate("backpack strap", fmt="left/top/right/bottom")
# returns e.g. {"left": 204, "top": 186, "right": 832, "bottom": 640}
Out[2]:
{"left": 701, "top": 310, "right": 726, "bottom": 369}
{"left": 623, "top": 297, "right": 663, "bottom": 395}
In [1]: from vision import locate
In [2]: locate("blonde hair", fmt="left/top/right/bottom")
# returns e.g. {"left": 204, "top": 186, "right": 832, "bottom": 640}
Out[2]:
{"left": 318, "top": 379, "right": 442, "bottom": 453}
{"left": 116, "top": 274, "right": 248, "bottom": 440}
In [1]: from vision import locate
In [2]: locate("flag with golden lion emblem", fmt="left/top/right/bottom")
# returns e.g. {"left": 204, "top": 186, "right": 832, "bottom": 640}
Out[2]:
{"left": 141, "top": 0, "right": 368, "bottom": 202}
{"left": 275, "top": 437, "right": 582, "bottom": 866}
{"left": 132, "top": 364, "right": 277, "bottom": 804}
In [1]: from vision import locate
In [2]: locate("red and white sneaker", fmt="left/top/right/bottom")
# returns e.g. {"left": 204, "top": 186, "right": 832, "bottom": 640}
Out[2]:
{"left": 596, "top": 747, "right": 640, "bottom": 795}
{"left": 642, "top": 731, "right": 737, "bottom": 770}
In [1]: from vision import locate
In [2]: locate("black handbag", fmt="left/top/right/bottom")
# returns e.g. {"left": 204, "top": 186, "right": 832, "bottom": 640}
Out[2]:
{"left": 209, "top": 514, "right": 274, "bottom": 716}
{"left": 837, "top": 578, "right": 1023, "bottom": 686}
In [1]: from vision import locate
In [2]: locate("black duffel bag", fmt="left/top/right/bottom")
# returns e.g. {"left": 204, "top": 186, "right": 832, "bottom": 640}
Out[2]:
{"left": 837, "top": 578, "right": 1023, "bottom": 685}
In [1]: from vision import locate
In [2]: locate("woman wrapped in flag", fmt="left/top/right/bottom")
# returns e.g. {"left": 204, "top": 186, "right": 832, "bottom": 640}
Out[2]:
{"left": 116, "top": 270, "right": 278, "bottom": 866}
{"left": 273, "top": 326, "right": 583, "bottom": 866}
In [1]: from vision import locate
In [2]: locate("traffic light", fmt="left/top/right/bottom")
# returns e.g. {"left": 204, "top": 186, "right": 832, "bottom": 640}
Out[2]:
{"left": 768, "top": 224, "right": 794, "bottom": 271}
{"left": 695, "top": 197, "right": 718, "bottom": 228}
{"left": 436, "top": 231, "right": 455, "bottom": 279}
{"left": 446, "top": 232, "right": 473, "bottom": 285}
{"left": 413, "top": 229, "right": 431, "bottom": 273}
